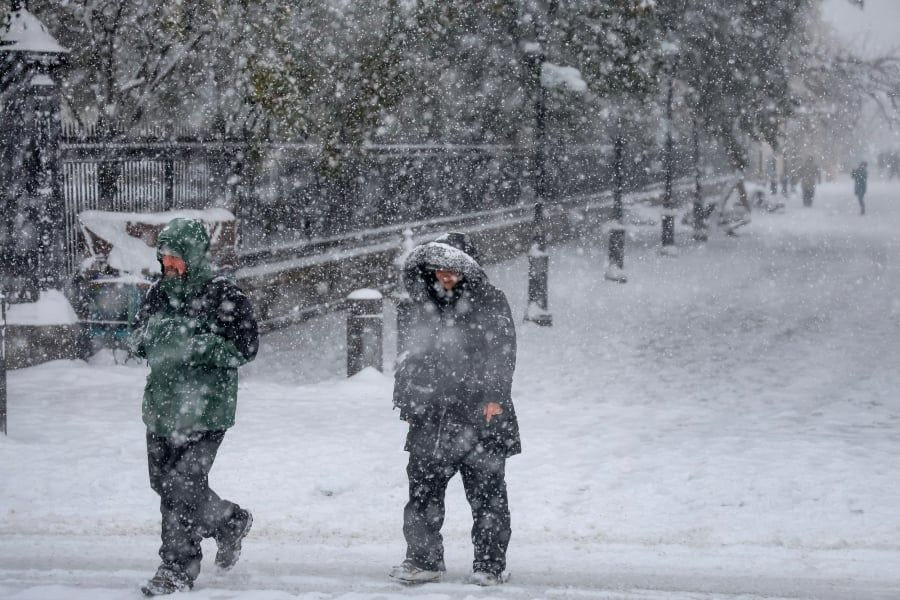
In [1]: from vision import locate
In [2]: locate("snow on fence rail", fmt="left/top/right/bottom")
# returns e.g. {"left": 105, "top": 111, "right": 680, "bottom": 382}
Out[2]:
{"left": 235, "top": 175, "right": 727, "bottom": 332}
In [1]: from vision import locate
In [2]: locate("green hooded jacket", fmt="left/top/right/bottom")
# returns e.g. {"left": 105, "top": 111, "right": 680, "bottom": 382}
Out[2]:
{"left": 129, "top": 218, "right": 259, "bottom": 437}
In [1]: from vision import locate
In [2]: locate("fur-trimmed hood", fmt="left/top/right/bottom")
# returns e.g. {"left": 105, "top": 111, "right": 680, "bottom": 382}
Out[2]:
{"left": 403, "top": 241, "right": 486, "bottom": 302}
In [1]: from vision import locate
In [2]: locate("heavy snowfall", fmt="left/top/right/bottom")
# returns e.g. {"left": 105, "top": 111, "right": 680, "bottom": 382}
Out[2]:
{"left": 2, "top": 0, "right": 900, "bottom": 599}
{"left": 2, "top": 180, "right": 899, "bottom": 599}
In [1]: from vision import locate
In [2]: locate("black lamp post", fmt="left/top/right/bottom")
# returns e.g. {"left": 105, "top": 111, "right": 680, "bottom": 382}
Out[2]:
{"left": 523, "top": 43, "right": 546, "bottom": 203}
{"left": 605, "top": 125, "right": 627, "bottom": 283}
{"left": 0, "top": 1, "right": 69, "bottom": 297}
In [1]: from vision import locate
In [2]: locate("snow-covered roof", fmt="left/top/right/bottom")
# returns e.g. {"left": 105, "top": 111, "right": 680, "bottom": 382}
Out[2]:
{"left": 0, "top": 8, "right": 68, "bottom": 54}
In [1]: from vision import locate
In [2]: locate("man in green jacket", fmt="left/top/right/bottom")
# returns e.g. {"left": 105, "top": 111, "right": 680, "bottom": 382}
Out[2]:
{"left": 129, "top": 218, "right": 258, "bottom": 596}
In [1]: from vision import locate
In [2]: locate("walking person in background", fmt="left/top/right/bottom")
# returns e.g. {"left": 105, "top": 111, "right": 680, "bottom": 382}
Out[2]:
{"left": 799, "top": 156, "right": 819, "bottom": 207}
{"left": 390, "top": 233, "right": 520, "bottom": 587}
{"left": 768, "top": 155, "right": 779, "bottom": 195}
{"left": 130, "top": 218, "right": 259, "bottom": 596}
{"left": 852, "top": 161, "right": 868, "bottom": 215}
{"left": 888, "top": 151, "right": 900, "bottom": 181}
{"left": 781, "top": 157, "right": 793, "bottom": 196}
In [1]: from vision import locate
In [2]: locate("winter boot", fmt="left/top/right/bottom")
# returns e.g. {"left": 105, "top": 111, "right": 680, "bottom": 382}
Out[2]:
{"left": 214, "top": 508, "right": 253, "bottom": 570}
{"left": 466, "top": 571, "right": 509, "bottom": 586}
{"left": 389, "top": 559, "right": 443, "bottom": 584}
{"left": 140, "top": 564, "right": 194, "bottom": 596}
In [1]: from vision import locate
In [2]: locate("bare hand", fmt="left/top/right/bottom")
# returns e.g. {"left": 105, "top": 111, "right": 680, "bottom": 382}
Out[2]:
{"left": 483, "top": 402, "right": 503, "bottom": 423}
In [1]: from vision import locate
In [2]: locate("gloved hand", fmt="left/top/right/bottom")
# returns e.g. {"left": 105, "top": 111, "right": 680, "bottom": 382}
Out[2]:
{"left": 186, "top": 334, "right": 247, "bottom": 369}
{"left": 141, "top": 313, "right": 197, "bottom": 369}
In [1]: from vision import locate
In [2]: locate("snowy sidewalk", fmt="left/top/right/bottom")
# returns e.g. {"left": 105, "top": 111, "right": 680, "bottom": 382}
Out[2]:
{"left": 1, "top": 180, "right": 899, "bottom": 599}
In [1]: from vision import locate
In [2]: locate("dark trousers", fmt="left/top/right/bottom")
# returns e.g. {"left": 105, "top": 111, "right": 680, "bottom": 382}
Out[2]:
{"left": 802, "top": 186, "right": 815, "bottom": 206}
{"left": 146, "top": 430, "right": 239, "bottom": 577}
{"left": 857, "top": 193, "right": 866, "bottom": 214}
{"left": 403, "top": 450, "right": 511, "bottom": 575}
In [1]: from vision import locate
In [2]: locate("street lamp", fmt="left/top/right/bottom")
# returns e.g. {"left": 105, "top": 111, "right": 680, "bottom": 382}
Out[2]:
{"left": 1, "top": 0, "right": 70, "bottom": 295}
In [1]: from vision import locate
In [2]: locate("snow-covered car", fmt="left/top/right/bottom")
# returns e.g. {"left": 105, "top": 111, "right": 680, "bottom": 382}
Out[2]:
{"left": 70, "top": 209, "right": 237, "bottom": 350}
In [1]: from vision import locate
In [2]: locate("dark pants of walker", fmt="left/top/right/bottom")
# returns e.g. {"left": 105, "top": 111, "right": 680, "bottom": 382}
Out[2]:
{"left": 857, "top": 193, "right": 866, "bottom": 214}
{"left": 147, "top": 430, "right": 240, "bottom": 578}
{"left": 802, "top": 187, "right": 815, "bottom": 206}
{"left": 403, "top": 450, "right": 511, "bottom": 575}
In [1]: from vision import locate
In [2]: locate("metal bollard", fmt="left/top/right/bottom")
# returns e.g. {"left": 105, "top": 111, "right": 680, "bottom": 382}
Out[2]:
{"left": 346, "top": 289, "right": 383, "bottom": 377}
{"left": 605, "top": 226, "right": 627, "bottom": 283}
{"left": 525, "top": 250, "right": 552, "bottom": 326}
{"left": 1, "top": 290, "right": 7, "bottom": 436}
{"left": 524, "top": 203, "right": 552, "bottom": 326}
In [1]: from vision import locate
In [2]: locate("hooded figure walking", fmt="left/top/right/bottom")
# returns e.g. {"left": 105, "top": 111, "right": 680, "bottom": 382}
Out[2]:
{"left": 852, "top": 161, "right": 868, "bottom": 215}
{"left": 129, "top": 218, "right": 258, "bottom": 596}
{"left": 390, "top": 233, "right": 520, "bottom": 586}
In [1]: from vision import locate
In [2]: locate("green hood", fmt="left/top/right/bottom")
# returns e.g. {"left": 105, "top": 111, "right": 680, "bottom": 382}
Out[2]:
{"left": 156, "top": 218, "right": 214, "bottom": 302}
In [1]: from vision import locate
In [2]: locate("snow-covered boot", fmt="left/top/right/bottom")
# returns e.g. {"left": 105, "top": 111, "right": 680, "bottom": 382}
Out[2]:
{"left": 140, "top": 564, "right": 193, "bottom": 596}
{"left": 214, "top": 508, "right": 253, "bottom": 570}
{"left": 389, "top": 559, "right": 443, "bottom": 584}
{"left": 466, "top": 571, "right": 509, "bottom": 586}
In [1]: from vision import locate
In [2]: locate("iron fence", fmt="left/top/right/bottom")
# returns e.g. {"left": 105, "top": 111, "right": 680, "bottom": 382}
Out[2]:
{"left": 59, "top": 131, "right": 676, "bottom": 276}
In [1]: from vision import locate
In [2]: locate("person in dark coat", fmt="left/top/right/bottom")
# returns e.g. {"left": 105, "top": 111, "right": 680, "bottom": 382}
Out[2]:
{"left": 799, "top": 156, "right": 819, "bottom": 207}
{"left": 767, "top": 156, "right": 778, "bottom": 195}
{"left": 389, "top": 233, "right": 519, "bottom": 587}
{"left": 129, "top": 218, "right": 259, "bottom": 596}
{"left": 852, "top": 161, "right": 868, "bottom": 215}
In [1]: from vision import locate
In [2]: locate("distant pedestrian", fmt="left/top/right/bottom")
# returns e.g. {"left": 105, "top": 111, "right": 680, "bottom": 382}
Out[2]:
{"left": 390, "top": 233, "right": 520, "bottom": 587}
{"left": 768, "top": 156, "right": 778, "bottom": 195}
{"left": 781, "top": 157, "right": 792, "bottom": 196}
{"left": 888, "top": 152, "right": 900, "bottom": 181}
{"left": 129, "top": 218, "right": 259, "bottom": 596}
{"left": 852, "top": 161, "right": 868, "bottom": 215}
{"left": 799, "top": 157, "right": 819, "bottom": 207}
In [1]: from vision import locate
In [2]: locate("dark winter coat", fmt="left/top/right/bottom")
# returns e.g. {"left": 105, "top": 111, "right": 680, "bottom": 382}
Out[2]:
{"left": 393, "top": 241, "right": 520, "bottom": 461}
{"left": 129, "top": 218, "right": 258, "bottom": 437}
{"left": 852, "top": 164, "right": 868, "bottom": 198}
{"left": 799, "top": 159, "right": 819, "bottom": 191}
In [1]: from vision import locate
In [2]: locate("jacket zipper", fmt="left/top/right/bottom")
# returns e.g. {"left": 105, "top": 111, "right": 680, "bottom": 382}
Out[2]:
{"left": 433, "top": 406, "right": 447, "bottom": 458}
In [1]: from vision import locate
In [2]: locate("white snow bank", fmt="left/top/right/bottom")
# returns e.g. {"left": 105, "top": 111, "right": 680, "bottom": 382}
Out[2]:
{"left": 348, "top": 366, "right": 389, "bottom": 383}
{"left": 5, "top": 289, "right": 78, "bottom": 326}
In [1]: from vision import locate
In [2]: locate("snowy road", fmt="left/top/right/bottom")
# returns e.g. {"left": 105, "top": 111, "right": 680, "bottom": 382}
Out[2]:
{"left": 2, "top": 180, "right": 899, "bottom": 599}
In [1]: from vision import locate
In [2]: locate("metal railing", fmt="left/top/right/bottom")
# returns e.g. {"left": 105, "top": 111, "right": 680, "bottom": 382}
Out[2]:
{"left": 59, "top": 134, "right": 678, "bottom": 277}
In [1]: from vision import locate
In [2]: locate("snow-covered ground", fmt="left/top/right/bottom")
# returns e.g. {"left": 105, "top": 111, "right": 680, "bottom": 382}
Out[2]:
{"left": 1, "top": 180, "right": 899, "bottom": 599}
